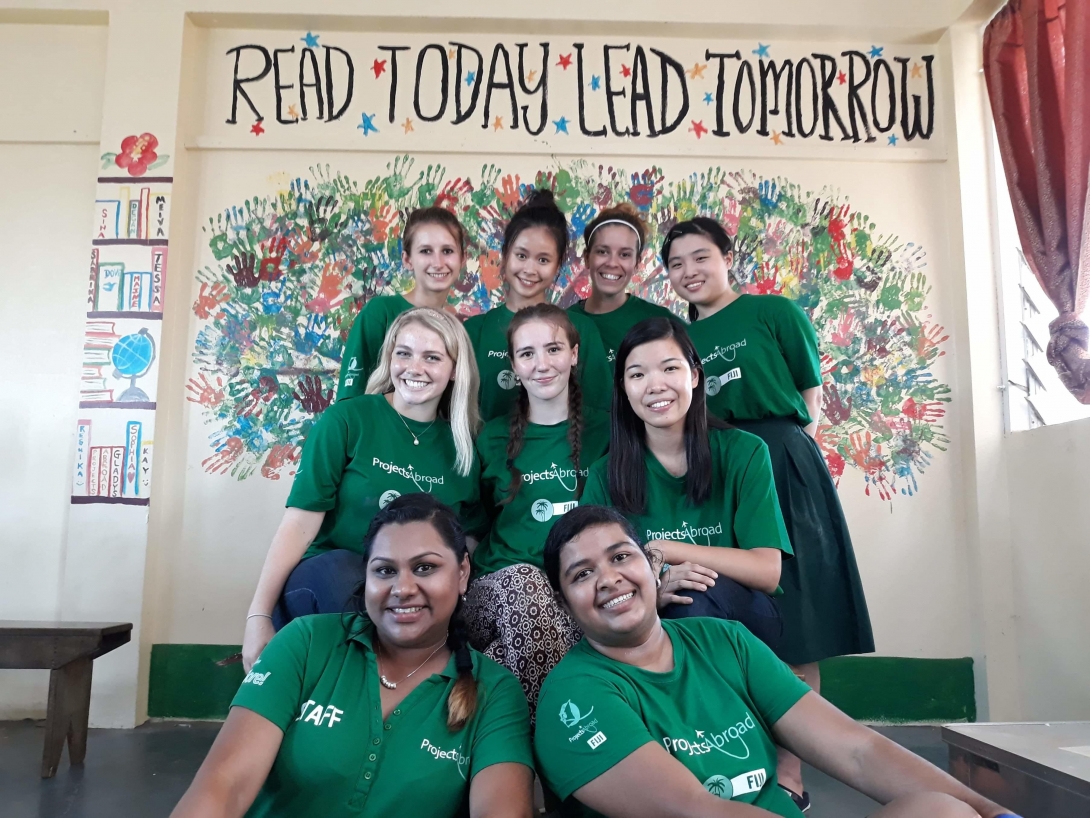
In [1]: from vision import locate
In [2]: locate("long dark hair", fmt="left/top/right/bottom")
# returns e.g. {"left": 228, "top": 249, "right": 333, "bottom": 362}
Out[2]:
{"left": 347, "top": 493, "right": 477, "bottom": 731}
{"left": 502, "top": 303, "right": 586, "bottom": 505}
{"left": 542, "top": 505, "right": 650, "bottom": 599}
{"left": 660, "top": 217, "right": 735, "bottom": 322}
{"left": 502, "top": 188, "right": 569, "bottom": 263}
{"left": 608, "top": 316, "right": 725, "bottom": 515}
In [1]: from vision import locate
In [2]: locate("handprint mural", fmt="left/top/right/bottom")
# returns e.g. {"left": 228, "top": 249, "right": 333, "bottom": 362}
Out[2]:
{"left": 189, "top": 158, "right": 951, "bottom": 498}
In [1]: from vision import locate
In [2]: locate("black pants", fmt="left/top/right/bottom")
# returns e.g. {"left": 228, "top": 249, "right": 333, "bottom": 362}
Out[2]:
{"left": 660, "top": 575, "right": 784, "bottom": 651}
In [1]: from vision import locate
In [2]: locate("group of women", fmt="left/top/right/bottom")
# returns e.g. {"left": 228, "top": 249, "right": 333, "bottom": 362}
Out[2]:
{"left": 172, "top": 193, "right": 1019, "bottom": 818}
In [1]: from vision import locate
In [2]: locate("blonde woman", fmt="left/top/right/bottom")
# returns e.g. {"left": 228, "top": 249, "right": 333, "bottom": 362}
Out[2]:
{"left": 241, "top": 307, "right": 487, "bottom": 671}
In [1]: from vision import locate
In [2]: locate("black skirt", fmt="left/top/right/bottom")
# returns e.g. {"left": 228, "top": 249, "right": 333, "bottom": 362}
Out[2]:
{"left": 732, "top": 417, "right": 875, "bottom": 665}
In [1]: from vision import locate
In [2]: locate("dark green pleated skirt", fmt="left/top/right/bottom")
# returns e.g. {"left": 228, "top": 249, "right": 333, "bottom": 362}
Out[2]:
{"left": 731, "top": 417, "right": 875, "bottom": 666}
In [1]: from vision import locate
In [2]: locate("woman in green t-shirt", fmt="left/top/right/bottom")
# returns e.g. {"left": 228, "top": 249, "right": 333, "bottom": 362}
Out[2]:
{"left": 568, "top": 204, "right": 676, "bottom": 368}
{"left": 173, "top": 494, "right": 535, "bottom": 818}
{"left": 465, "top": 304, "right": 610, "bottom": 715}
{"left": 464, "top": 189, "right": 612, "bottom": 422}
{"left": 241, "top": 307, "right": 486, "bottom": 672}
{"left": 581, "top": 316, "right": 789, "bottom": 650}
{"left": 337, "top": 206, "right": 470, "bottom": 401}
{"left": 662, "top": 217, "right": 874, "bottom": 807}
{"left": 533, "top": 505, "right": 1018, "bottom": 818}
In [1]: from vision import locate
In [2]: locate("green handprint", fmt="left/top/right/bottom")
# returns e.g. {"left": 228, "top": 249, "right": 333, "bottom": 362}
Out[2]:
{"left": 878, "top": 270, "right": 905, "bottom": 311}
{"left": 383, "top": 155, "right": 415, "bottom": 201}
{"left": 902, "top": 271, "right": 930, "bottom": 312}
{"left": 416, "top": 163, "right": 446, "bottom": 207}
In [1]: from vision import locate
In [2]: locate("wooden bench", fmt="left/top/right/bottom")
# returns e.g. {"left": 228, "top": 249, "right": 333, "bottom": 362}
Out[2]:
{"left": 0, "top": 621, "right": 132, "bottom": 778}
{"left": 943, "top": 721, "right": 1090, "bottom": 817}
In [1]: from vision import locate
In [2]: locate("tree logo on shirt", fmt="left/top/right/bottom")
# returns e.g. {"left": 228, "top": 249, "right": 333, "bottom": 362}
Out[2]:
{"left": 705, "top": 375, "right": 721, "bottom": 396}
{"left": 703, "top": 775, "right": 733, "bottom": 799}
{"left": 379, "top": 489, "right": 402, "bottom": 508}
{"left": 496, "top": 369, "right": 519, "bottom": 390}
{"left": 531, "top": 499, "right": 554, "bottom": 522}
{"left": 559, "top": 700, "right": 595, "bottom": 728}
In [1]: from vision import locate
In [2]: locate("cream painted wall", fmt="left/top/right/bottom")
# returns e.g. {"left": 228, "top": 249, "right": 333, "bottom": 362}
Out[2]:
{"left": 0, "top": 23, "right": 107, "bottom": 718}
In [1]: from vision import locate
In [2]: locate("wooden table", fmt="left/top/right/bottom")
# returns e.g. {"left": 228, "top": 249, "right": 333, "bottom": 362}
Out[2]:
{"left": 942, "top": 721, "right": 1090, "bottom": 818}
{"left": 0, "top": 621, "right": 132, "bottom": 777}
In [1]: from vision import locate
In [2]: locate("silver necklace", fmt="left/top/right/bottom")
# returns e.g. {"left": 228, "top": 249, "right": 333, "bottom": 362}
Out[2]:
{"left": 396, "top": 409, "right": 436, "bottom": 445}
{"left": 377, "top": 641, "right": 447, "bottom": 690}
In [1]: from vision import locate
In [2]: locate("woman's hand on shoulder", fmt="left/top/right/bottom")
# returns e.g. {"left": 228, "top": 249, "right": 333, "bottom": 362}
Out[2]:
{"left": 242, "top": 616, "right": 276, "bottom": 673}
{"left": 658, "top": 562, "right": 718, "bottom": 608}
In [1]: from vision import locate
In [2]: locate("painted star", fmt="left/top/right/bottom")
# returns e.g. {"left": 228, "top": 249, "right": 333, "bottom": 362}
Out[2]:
{"left": 687, "top": 62, "right": 707, "bottom": 79}
{"left": 528, "top": 69, "right": 538, "bottom": 83}
{"left": 448, "top": 47, "right": 456, "bottom": 59}
{"left": 402, "top": 117, "right": 414, "bottom": 134}
{"left": 837, "top": 71, "right": 848, "bottom": 85}
{"left": 557, "top": 53, "right": 573, "bottom": 70}
{"left": 869, "top": 45, "right": 884, "bottom": 58}
{"left": 465, "top": 70, "right": 476, "bottom": 86}
{"left": 703, "top": 92, "right": 714, "bottom": 105}
{"left": 689, "top": 120, "right": 708, "bottom": 139}
{"left": 287, "top": 104, "right": 300, "bottom": 120}
{"left": 911, "top": 62, "right": 923, "bottom": 78}
{"left": 753, "top": 43, "right": 771, "bottom": 58}
{"left": 553, "top": 116, "right": 570, "bottom": 134}
{"left": 888, "top": 133, "right": 899, "bottom": 146}
{"left": 590, "top": 75, "right": 601, "bottom": 91}
{"left": 621, "top": 64, "right": 632, "bottom": 78}
{"left": 357, "top": 112, "right": 379, "bottom": 136}
{"left": 301, "top": 32, "right": 319, "bottom": 48}
{"left": 771, "top": 131, "right": 783, "bottom": 145}
{"left": 493, "top": 116, "right": 504, "bottom": 131}
{"left": 251, "top": 120, "right": 265, "bottom": 136}
{"left": 372, "top": 59, "right": 387, "bottom": 78}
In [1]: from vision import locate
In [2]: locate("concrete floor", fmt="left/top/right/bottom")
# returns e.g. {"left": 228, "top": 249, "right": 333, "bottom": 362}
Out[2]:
{"left": 0, "top": 720, "right": 948, "bottom": 817}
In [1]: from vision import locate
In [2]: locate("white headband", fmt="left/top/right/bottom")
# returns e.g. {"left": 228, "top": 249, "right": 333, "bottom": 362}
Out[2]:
{"left": 587, "top": 219, "right": 642, "bottom": 252}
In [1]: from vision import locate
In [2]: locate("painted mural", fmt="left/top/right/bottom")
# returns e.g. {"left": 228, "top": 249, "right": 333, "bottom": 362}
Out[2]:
{"left": 189, "top": 158, "right": 950, "bottom": 500}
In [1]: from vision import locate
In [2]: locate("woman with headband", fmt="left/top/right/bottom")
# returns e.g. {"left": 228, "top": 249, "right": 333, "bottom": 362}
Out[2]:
{"left": 662, "top": 217, "right": 874, "bottom": 812}
{"left": 568, "top": 205, "right": 675, "bottom": 369}
{"left": 464, "top": 189, "right": 612, "bottom": 423}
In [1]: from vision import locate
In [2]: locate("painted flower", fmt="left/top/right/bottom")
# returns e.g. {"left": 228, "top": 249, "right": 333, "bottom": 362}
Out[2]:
{"left": 114, "top": 133, "right": 160, "bottom": 177}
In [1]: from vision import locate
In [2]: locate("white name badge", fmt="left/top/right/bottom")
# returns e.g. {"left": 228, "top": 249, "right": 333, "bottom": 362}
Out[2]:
{"left": 730, "top": 768, "right": 767, "bottom": 796}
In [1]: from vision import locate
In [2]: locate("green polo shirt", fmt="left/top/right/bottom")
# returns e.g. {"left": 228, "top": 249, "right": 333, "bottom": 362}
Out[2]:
{"left": 581, "top": 428, "right": 791, "bottom": 559}
{"left": 686, "top": 294, "right": 822, "bottom": 426}
{"left": 287, "top": 393, "right": 487, "bottom": 559}
{"left": 233, "top": 613, "right": 534, "bottom": 818}
{"left": 534, "top": 618, "right": 809, "bottom": 817}
{"left": 336, "top": 294, "right": 414, "bottom": 401}
{"left": 463, "top": 306, "right": 613, "bottom": 423}
{"left": 473, "top": 409, "right": 611, "bottom": 577}
{"left": 568, "top": 296, "right": 676, "bottom": 369}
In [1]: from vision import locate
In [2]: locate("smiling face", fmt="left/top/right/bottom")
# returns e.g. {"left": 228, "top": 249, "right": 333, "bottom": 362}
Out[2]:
{"left": 510, "top": 319, "right": 578, "bottom": 404}
{"left": 621, "top": 337, "right": 699, "bottom": 434}
{"left": 404, "top": 223, "right": 464, "bottom": 297}
{"left": 666, "top": 233, "right": 734, "bottom": 308}
{"left": 586, "top": 224, "right": 640, "bottom": 299}
{"left": 557, "top": 522, "right": 659, "bottom": 647}
{"left": 388, "top": 322, "right": 456, "bottom": 413}
{"left": 503, "top": 225, "right": 561, "bottom": 302}
{"left": 365, "top": 520, "right": 470, "bottom": 649}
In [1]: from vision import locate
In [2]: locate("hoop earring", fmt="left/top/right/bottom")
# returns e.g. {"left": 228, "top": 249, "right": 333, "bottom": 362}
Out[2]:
{"left": 655, "top": 577, "right": 661, "bottom": 589}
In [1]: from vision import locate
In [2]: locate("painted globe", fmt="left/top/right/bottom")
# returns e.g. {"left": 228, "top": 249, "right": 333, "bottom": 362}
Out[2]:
{"left": 111, "top": 329, "right": 155, "bottom": 378}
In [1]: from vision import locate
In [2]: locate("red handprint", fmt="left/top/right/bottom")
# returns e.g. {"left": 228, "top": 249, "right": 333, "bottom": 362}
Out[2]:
{"left": 258, "top": 235, "right": 289, "bottom": 282}
{"left": 186, "top": 373, "right": 226, "bottom": 407}
{"left": 813, "top": 424, "right": 839, "bottom": 458}
{"left": 193, "top": 282, "right": 229, "bottom": 320}
{"left": 755, "top": 262, "right": 783, "bottom": 295}
{"left": 436, "top": 177, "right": 472, "bottom": 211}
{"left": 306, "top": 260, "right": 350, "bottom": 314}
{"left": 261, "top": 443, "right": 302, "bottom": 480}
{"left": 478, "top": 249, "right": 502, "bottom": 292}
{"left": 824, "top": 450, "right": 846, "bottom": 481}
{"left": 915, "top": 322, "right": 949, "bottom": 360}
{"left": 369, "top": 204, "right": 397, "bottom": 243}
{"left": 846, "top": 431, "right": 885, "bottom": 475}
{"left": 902, "top": 397, "right": 945, "bottom": 422}
{"left": 831, "top": 310, "right": 857, "bottom": 348}
{"left": 293, "top": 375, "right": 334, "bottom": 414}
{"left": 202, "top": 436, "right": 243, "bottom": 475}
{"left": 496, "top": 175, "right": 523, "bottom": 212}
{"left": 819, "top": 352, "right": 836, "bottom": 376}
{"left": 226, "top": 252, "right": 259, "bottom": 288}
{"left": 822, "top": 383, "right": 853, "bottom": 425}
{"left": 240, "top": 376, "right": 279, "bottom": 417}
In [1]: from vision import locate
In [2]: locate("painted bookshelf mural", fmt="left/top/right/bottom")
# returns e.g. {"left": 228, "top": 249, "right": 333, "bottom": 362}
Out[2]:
{"left": 71, "top": 134, "right": 171, "bottom": 505}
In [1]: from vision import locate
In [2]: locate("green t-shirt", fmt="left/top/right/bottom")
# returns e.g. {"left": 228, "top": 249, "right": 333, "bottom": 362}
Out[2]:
{"left": 336, "top": 294, "right": 413, "bottom": 401}
{"left": 686, "top": 294, "right": 822, "bottom": 425}
{"left": 287, "top": 394, "right": 487, "bottom": 559}
{"left": 581, "top": 428, "right": 792, "bottom": 559}
{"left": 234, "top": 613, "right": 533, "bottom": 818}
{"left": 473, "top": 409, "right": 611, "bottom": 576}
{"left": 534, "top": 618, "right": 809, "bottom": 817}
{"left": 568, "top": 296, "right": 676, "bottom": 369}
{"left": 463, "top": 305, "right": 613, "bottom": 423}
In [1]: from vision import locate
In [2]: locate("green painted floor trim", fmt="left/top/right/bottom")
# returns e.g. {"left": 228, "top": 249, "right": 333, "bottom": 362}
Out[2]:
{"left": 820, "top": 656, "right": 976, "bottom": 723}
{"left": 148, "top": 644, "right": 975, "bottom": 723}
{"left": 148, "top": 644, "right": 244, "bottom": 720}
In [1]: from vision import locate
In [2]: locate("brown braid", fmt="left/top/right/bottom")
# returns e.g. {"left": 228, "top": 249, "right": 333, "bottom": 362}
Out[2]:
{"left": 502, "top": 303, "right": 583, "bottom": 505}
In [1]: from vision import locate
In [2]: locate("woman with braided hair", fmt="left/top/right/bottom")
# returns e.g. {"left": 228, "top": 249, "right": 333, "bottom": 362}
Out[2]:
{"left": 465, "top": 304, "right": 610, "bottom": 715}
{"left": 172, "top": 493, "right": 534, "bottom": 818}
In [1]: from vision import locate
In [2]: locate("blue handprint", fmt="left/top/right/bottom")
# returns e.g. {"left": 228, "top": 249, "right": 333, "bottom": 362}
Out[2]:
{"left": 569, "top": 202, "right": 597, "bottom": 238}
{"left": 293, "top": 313, "right": 328, "bottom": 356}
{"left": 758, "top": 180, "right": 782, "bottom": 211}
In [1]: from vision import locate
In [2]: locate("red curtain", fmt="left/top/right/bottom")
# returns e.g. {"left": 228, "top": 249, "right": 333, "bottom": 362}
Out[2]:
{"left": 984, "top": 0, "right": 1090, "bottom": 403}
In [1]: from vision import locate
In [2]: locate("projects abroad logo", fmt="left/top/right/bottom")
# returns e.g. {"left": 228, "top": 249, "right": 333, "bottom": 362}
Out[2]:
{"left": 372, "top": 457, "right": 444, "bottom": 492}
{"left": 700, "top": 340, "right": 747, "bottom": 366}
{"left": 420, "top": 738, "right": 470, "bottom": 780}
{"left": 646, "top": 520, "right": 723, "bottom": 545}
{"left": 560, "top": 700, "right": 607, "bottom": 749}
{"left": 497, "top": 369, "right": 519, "bottom": 390}
{"left": 662, "top": 713, "right": 758, "bottom": 762}
{"left": 522, "top": 463, "right": 588, "bottom": 488}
